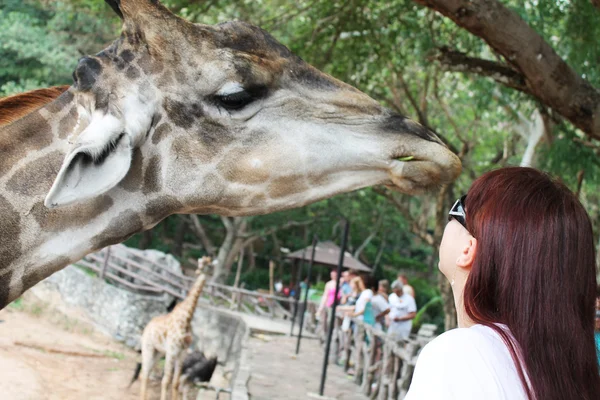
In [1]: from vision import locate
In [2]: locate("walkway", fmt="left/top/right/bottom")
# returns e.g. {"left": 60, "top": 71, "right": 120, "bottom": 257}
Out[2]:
{"left": 246, "top": 334, "right": 367, "bottom": 400}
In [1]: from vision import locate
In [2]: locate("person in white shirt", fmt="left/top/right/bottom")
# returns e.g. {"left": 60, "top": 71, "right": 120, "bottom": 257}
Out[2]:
{"left": 405, "top": 167, "right": 600, "bottom": 400}
{"left": 371, "top": 280, "right": 391, "bottom": 331}
{"left": 396, "top": 273, "right": 415, "bottom": 299}
{"left": 387, "top": 280, "right": 416, "bottom": 340}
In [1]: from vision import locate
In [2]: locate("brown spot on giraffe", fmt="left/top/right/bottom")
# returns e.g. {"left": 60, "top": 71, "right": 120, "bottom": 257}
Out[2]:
{"left": 121, "top": 148, "right": 144, "bottom": 192}
{"left": 6, "top": 151, "right": 63, "bottom": 196}
{"left": 91, "top": 211, "right": 144, "bottom": 251}
{"left": 0, "top": 271, "right": 13, "bottom": 309}
{"left": 151, "top": 123, "right": 172, "bottom": 144}
{"left": 163, "top": 97, "right": 203, "bottom": 129}
{"left": 21, "top": 256, "right": 71, "bottom": 296}
{"left": 216, "top": 147, "right": 271, "bottom": 184}
{"left": 0, "top": 110, "right": 53, "bottom": 177}
{"left": 184, "top": 173, "right": 225, "bottom": 207}
{"left": 126, "top": 65, "right": 141, "bottom": 80}
{"left": 58, "top": 106, "right": 78, "bottom": 139}
{"left": 268, "top": 175, "right": 310, "bottom": 199}
{"left": 146, "top": 196, "right": 184, "bottom": 222}
{"left": 30, "top": 195, "right": 114, "bottom": 232}
{"left": 171, "top": 136, "right": 216, "bottom": 165}
{"left": 143, "top": 155, "right": 162, "bottom": 194}
{"left": 0, "top": 196, "right": 21, "bottom": 272}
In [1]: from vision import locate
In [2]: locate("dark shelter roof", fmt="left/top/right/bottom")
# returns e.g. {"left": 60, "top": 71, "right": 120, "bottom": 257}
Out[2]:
{"left": 286, "top": 241, "right": 372, "bottom": 272}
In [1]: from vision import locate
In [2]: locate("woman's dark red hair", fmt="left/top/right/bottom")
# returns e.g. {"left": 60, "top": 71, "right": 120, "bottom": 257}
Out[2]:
{"left": 464, "top": 167, "right": 600, "bottom": 400}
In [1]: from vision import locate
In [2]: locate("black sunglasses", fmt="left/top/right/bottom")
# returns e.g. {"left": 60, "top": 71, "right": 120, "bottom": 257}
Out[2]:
{"left": 448, "top": 195, "right": 468, "bottom": 230}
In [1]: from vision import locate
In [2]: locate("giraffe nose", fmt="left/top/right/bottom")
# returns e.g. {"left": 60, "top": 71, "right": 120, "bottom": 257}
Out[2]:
{"left": 381, "top": 114, "right": 444, "bottom": 145}
{"left": 73, "top": 56, "right": 103, "bottom": 91}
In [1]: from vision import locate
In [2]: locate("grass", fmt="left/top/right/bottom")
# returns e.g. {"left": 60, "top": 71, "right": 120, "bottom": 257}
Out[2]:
{"left": 8, "top": 297, "right": 24, "bottom": 310}
{"left": 103, "top": 350, "right": 126, "bottom": 360}
{"left": 74, "top": 264, "right": 97, "bottom": 278}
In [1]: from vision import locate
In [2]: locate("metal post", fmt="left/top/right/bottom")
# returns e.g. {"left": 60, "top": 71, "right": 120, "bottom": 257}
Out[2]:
{"left": 100, "top": 246, "right": 111, "bottom": 279}
{"left": 290, "top": 246, "right": 307, "bottom": 336}
{"left": 295, "top": 235, "right": 318, "bottom": 355}
{"left": 319, "top": 219, "right": 349, "bottom": 396}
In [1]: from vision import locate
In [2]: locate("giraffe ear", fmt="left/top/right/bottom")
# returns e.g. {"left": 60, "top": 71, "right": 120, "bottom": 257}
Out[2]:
{"left": 44, "top": 113, "right": 132, "bottom": 208}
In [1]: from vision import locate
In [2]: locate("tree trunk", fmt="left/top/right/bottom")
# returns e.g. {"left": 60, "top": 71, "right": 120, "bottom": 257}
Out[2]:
{"left": 233, "top": 248, "right": 245, "bottom": 289}
{"left": 138, "top": 229, "right": 153, "bottom": 250}
{"left": 269, "top": 260, "right": 275, "bottom": 295}
{"left": 414, "top": 0, "right": 600, "bottom": 139}
{"left": 248, "top": 243, "right": 256, "bottom": 271}
{"left": 213, "top": 217, "right": 242, "bottom": 282}
{"left": 188, "top": 215, "right": 217, "bottom": 257}
{"left": 172, "top": 216, "right": 187, "bottom": 258}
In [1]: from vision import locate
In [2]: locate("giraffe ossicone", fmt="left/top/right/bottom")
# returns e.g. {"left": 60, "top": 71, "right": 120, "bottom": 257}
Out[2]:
{"left": 0, "top": 0, "right": 461, "bottom": 308}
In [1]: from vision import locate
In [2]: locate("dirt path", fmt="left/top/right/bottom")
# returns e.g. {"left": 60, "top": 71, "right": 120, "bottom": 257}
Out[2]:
{"left": 246, "top": 334, "right": 367, "bottom": 400}
{"left": 0, "top": 294, "right": 170, "bottom": 400}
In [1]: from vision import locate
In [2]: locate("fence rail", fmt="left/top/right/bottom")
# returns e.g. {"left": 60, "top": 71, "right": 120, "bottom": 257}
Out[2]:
{"left": 77, "top": 245, "right": 318, "bottom": 326}
{"left": 329, "top": 313, "right": 436, "bottom": 400}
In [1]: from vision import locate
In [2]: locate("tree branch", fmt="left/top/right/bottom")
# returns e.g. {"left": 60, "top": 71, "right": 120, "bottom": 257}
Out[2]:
{"left": 187, "top": 215, "right": 217, "bottom": 256}
{"left": 238, "top": 219, "right": 316, "bottom": 247}
{"left": 414, "top": 0, "right": 600, "bottom": 139}
{"left": 434, "top": 47, "right": 529, "bottom": 94}
{"left": 373, "top": 187, "right": 435, "bottom": 246}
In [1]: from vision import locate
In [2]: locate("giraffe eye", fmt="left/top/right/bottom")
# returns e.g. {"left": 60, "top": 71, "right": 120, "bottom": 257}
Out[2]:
{"left": 214, "top": 90, "right": 254, "bottom": 111}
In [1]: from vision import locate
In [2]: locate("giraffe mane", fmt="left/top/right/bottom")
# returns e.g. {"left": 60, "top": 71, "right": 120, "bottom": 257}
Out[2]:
{"left": 0, "top": 85, "right": 70, "bottom": 127}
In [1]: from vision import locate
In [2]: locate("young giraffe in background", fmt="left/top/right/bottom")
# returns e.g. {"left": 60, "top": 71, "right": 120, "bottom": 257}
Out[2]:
{"left": 139, "top": 256, "right": 210, "bottom": 400}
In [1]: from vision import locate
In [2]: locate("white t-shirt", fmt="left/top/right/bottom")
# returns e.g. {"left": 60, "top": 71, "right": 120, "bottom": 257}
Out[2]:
{"left": 371, "top": 294, "right": 390, "bottom": 330}
{"left": 388, "top": 293, "right": 416, "bottom": 340}
{"left": 405, "top": 324, "right": 529, "bottom": 400}
{"left": 354, "top": 289, "right": 373, "bottom": 322}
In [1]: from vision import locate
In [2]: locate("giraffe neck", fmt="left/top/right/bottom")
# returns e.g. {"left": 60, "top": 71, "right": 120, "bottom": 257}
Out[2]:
{"left": 177, "top": 274, "right": 207, "bottom": 325}
{"left": 0, "top": 92, "right": 162, "bottom": 308}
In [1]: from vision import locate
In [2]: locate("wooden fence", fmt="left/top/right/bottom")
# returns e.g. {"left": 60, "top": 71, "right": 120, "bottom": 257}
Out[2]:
{"left": 77, "top": 245, "right": 318, "bottom": 327}
{"left": 329, "top": 313, "right": 436, "bottom": 400}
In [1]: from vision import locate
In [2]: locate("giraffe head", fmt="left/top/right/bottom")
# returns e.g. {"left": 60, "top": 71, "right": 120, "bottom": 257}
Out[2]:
{"left": 44, "top": 0, "right": 461, "bottom": 217}
{"left": 196, "top": 256, "right": 212, "bottom": 273}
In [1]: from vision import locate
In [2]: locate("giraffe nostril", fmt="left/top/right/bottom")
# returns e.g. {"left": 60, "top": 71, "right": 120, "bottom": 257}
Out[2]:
{"left": 73, "top": 56, "right": 103, "bottom": 91}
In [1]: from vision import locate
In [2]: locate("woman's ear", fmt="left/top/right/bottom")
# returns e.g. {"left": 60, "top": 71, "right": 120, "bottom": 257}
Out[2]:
{"left": 456, "top": 237, "right": 478, "bottom": 270}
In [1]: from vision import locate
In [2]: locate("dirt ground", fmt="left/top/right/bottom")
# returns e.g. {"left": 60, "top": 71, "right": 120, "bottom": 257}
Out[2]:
{"left": 0, "top": 294, "right": 217, "bottom": 400}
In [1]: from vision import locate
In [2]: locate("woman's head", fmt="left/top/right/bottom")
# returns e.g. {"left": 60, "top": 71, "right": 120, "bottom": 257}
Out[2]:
{"left": 351, "top": 276, "right": 365, "bottom": 293}
{"left": 361, "top": 275, "right": 378, "bottom": 291}
{"left": 329, "top": 270, "right": 337, "bottom": 281}
{"left": 444, "top": 167, "right": 599, "bottom": 399}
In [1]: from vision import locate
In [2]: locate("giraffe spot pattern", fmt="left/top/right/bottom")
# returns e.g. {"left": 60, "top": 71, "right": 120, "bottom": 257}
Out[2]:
{"left": 0, "top": 271, "right": 13, "bottom": 310}
{"left": 0, "top": 196, "right": 21, "bottom": 274}
{"left": 126, "top": 65, "right": 140, "bottom": 80}
{"left": 151, "top": 123, "right": 171, "bottom": 144}
{"left": 120, "top": 148, "right": 144, "bottom": 192}
{"left": 184, "top": 173, "right": 225, "bottom": 207}
{"left": 216, "top": 147, "right": 270, "bottom": 184}
{"left": 30, "top": 195, "right": 114, "bottom": 233}
{"left": 163, "top": 97, "right": 203, "bottom": 129}
{"left": 0, "top": 110, "right": 53, "bottom": 177}
{"left": 142, "top": 155, "right": 162, "bottom": 194}
{"left": 145, "top": 196, "right": 183, "bottom": 223}
{"left": 6, "top": 150, "right": 63, "bottom": 196}
{"left": 21, "top": 256, "right": 71, "bottom": 298}
{"left": 268, "top": 174, "right": 309, "bottom": 199}
{"left": 58, "top": 106, "right": 78, "bottom": 139}
{"left": 91, "top": 210, "right": 144, "bottom": 251}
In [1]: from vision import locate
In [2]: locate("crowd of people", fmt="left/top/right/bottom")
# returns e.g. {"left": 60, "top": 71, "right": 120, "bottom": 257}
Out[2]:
{"left": 317, "top": 270, "right": 418, "bottom": 341}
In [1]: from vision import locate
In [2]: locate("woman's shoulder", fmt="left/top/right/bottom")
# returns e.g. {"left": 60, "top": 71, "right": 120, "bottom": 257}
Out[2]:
{"left": 419, "top": 325, "right": 501, "bottom": 360}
